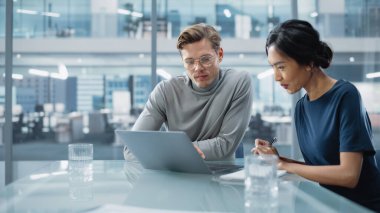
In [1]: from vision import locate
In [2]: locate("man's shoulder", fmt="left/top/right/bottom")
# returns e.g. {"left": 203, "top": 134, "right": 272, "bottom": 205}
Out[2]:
{"left": 154, "top": 75, "right": 188, "bottom": 92}
{"left": 223, "top": 69, "right": 250, "bottom": 81}
{"left": 222, "top": 69, "right": 251, "bottom": 87}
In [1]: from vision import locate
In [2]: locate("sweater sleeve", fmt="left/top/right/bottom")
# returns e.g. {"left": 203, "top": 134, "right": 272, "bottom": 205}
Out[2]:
{"left": 194, "top": 72, "right": 253, "bottom": 160}
{"left": 132, "top": 82, "right": 167, "bottom": 131}
{"left": 124, "top": 82, "right": 167, "bottom": 160}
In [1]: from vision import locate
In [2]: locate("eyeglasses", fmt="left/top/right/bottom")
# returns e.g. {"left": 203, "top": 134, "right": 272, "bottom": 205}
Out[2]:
{"left": 183, "top": 55, "right": 215, "bottom": 70}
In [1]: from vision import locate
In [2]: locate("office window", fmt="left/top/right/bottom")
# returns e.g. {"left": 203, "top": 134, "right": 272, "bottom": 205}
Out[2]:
{"left": 155, "top": 1, "right": 293, "bottom": 158}
{"left": 308, "top": 0, "right": 380, "bottom": 150}
{"left": 0, "top": 0, "right": 5, "bottom": 185}
{"left": 0, "top": 0, "right": 152, "bottom": 162}
{"left": 1, "top": 0, "right": 379, "bottom": 166}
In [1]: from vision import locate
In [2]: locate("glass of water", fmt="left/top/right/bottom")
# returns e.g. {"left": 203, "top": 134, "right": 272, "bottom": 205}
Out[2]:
{"left": 68, "top": 143, "right": 94, "bottom": 200}
{"left": 244, "top": 154, "right": 279, "bottom": 212}
{"left": 68, "top": 143, "right": 93, "bottom": 161}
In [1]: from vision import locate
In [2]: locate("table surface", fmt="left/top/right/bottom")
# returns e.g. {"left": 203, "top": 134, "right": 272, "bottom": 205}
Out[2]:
{"left": 0, "top": 160, "right": 372, "bottom": 213}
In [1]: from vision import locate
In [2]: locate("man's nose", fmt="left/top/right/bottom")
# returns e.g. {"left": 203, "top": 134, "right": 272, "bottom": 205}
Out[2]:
{"left": 193, "top": 60, "right": 203, "bottom": 70}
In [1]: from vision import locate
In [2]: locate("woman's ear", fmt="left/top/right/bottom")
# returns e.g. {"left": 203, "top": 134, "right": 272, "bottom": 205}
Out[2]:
{"left": 307, "top": 63, "right": 315, "bottom": 72}
{"left": 306, "top": 63, "right": 314, "bottom": 72}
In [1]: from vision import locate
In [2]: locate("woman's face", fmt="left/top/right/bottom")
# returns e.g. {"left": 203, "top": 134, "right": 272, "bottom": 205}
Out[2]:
{"left": 267, "top": 45, "right": 312, "bottom": 94}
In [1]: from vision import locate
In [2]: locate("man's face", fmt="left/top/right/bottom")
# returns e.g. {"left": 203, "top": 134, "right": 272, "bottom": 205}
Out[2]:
{"left": 180, "top": 39, "right": 223, "bottom": 88}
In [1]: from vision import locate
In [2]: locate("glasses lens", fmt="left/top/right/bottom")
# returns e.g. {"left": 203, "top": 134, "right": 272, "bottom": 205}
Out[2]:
{"left": 184, "top": 59, "right": 194, "bottom": 69}
{"left": 184, "top": 55, "right": 214, "bottom": 69}
{"left": 200, "top": 56, "right": 213, "bottom": 66}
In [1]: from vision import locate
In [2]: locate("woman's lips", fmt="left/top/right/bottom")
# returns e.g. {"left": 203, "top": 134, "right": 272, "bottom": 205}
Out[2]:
{"left": 281, "top": 84, "right": 288, "bottom": 89}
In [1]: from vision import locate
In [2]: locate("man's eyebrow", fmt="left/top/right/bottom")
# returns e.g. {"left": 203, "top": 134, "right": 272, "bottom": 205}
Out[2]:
{"left": 184, "top": 54, "right": 213, "bottom": 60}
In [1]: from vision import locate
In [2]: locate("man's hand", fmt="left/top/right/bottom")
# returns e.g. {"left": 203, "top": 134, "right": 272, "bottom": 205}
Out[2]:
{"left": 194, "top": 145, "right": 205, "bottom": 159}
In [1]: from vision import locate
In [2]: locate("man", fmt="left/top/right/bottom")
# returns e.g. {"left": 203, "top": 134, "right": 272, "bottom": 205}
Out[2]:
{"left": 124, "top": 23, "right": 252, "bottom": 160}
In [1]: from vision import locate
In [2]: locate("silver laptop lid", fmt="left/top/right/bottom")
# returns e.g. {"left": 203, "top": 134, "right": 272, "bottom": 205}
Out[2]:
{"left": 116, "top": 130, "right": 212, "bottom": 174}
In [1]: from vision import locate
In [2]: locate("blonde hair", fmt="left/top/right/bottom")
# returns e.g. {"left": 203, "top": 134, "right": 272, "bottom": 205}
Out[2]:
{"left": 177, "top": 23, "right": 221, "bottom": 52}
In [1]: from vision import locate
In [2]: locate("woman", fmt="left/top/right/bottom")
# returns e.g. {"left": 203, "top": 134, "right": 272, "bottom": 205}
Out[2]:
{"left": 254, "top": 19, "right": 380, "bottom": 212}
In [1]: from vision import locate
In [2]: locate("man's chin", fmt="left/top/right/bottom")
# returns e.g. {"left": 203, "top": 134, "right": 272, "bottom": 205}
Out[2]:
{"left": 194, "top": 82, "right": 210, "bottom": 88}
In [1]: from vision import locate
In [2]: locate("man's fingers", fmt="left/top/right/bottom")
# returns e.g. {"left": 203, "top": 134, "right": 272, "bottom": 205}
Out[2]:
{"left": 200, "top": 153, "right": 205, "bottom": 159}
{"left": 194, "top": 145, "right": 205, "bottom": 159}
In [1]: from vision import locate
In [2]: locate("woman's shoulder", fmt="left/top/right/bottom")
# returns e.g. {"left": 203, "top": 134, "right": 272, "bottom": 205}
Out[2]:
{"left": 334, "top": 79, "right": 360, "bottom": 93}
{"left": 331, "top": 79, "right": 363, "bottom": 102}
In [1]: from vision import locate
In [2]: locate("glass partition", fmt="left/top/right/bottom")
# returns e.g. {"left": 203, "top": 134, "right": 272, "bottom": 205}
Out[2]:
{"left": 308, "top": 0, "right": 380, "bottom": 150}
{"left": 0, "top": 0, "right": 5, "bottom": 186}
{"left": 3, "top": 0, "right": 151, "bottom": 162}
{"left": 1, "top": 0, "right": 379, "bottom": 167}
{"left": 155, "top": 0, "right": 293, "bottom": 158}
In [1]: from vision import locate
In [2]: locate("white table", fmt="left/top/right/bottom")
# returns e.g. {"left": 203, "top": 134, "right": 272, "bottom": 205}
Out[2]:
{"left": 0, "top": 160, "right": 372, "bottom": 212}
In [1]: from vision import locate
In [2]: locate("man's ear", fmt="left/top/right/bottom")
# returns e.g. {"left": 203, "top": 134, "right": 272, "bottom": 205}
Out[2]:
{"left": 218, "top": 47, "right": 224, "bottom": 62}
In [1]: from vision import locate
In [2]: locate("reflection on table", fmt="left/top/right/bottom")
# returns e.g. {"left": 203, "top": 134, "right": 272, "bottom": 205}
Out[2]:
{"left": 0, "top": 160, "right": 372, "bottom": 213}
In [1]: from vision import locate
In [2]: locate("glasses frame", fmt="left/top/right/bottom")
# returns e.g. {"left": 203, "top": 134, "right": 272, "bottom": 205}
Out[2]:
{"left": 183, "top": 54, "right": 216, "bottom": 70}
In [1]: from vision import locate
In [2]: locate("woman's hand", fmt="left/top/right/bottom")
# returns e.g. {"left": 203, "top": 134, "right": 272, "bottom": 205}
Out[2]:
{"left": 251, "top": 138, "right": 279, "bottom": 156}
{"left": 255, "top": 145, "right": 279, "bottom": 155}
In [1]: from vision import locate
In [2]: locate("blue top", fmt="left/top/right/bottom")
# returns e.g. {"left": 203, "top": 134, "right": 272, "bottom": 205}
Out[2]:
{"left": 295, "top": 79, "right": 380, "bottom": 211}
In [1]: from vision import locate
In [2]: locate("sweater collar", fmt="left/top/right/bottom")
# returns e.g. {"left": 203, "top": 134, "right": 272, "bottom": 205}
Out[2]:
{"left": 191, "top": 73, "right": 220, "bottom": 92}
{"left": 186, "top": 69, "right": 224, "bottom": 94}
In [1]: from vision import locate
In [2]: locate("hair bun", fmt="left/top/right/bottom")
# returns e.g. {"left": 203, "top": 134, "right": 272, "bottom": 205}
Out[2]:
{"left": 316, "top": 41, "right": 333, "bottom": 69}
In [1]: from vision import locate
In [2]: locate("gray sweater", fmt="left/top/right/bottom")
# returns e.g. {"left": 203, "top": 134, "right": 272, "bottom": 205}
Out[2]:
{"left": 127, "top": 68, "right": 253, "bottom": 160}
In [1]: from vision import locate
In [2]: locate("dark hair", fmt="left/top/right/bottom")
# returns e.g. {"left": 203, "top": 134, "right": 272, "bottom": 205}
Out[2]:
{"left": 266, "top": 19, "right": 333, "bottom": 69}
{"left": 177, "top": 23, "right": 221, "bottom": 52}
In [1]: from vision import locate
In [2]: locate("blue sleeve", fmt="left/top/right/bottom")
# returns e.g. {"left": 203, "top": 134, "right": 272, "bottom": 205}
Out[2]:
{"left": 338, "top": 86, "right": 374, "bottom": 156}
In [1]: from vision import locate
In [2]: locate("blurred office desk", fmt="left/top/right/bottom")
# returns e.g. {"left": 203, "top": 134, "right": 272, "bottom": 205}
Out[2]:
{"left": 0, "top": 160, "right": 372, "bottom": 213}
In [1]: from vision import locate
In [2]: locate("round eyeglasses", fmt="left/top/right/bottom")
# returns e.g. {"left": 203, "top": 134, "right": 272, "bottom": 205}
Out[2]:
{"left": 183, "top": 55, "right": 215, "bottom": 70}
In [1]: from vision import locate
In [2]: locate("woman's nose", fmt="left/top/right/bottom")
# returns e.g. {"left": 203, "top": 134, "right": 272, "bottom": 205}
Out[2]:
{"left": 274, "top": 70, "right": 282, "bottom": 81}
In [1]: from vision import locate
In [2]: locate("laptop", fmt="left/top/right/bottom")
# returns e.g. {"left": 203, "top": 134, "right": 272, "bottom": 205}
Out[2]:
{"left": 115, "top": 130, "right": 242, "bottom": 174}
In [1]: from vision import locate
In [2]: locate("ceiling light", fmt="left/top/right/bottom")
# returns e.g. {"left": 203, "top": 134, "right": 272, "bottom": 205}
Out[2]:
{"left": 12, "top": 74, "right": 23, "bottom": 80}
{"left": 131, "top": 11, "right": 143, "bottom": 18}
{"left": 310, "top": 11, "right": 319, "bottom": 18}
{"left": 257, "top": 69, "right": 274, "bottom": 80}
{"left": 2, "top": 73, "right": 24, "bottom": 80}
{"left": 29, "top": 69, "right": 49, "bottom": 77}
{"left": 223, "top": 9, "right": 232, "bottom": 18}
{"left": 41, "top": 12, "right": 60, "bottom": 17}
{"left": 17, "top": 9, "right": 38, "bottom": 15}
{"left": 366, "top": 72, "right": 380, "bottom": 79}
{"left": 117, "top": 9, "right": 131, "bottom": 15}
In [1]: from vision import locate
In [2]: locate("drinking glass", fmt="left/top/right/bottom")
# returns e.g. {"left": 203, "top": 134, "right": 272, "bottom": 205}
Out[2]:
{"left": 244, "top": 154, "right": 279, "bottom": 212}
{"left": 68, "top": 143, "right": 94, "bottom": 200}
